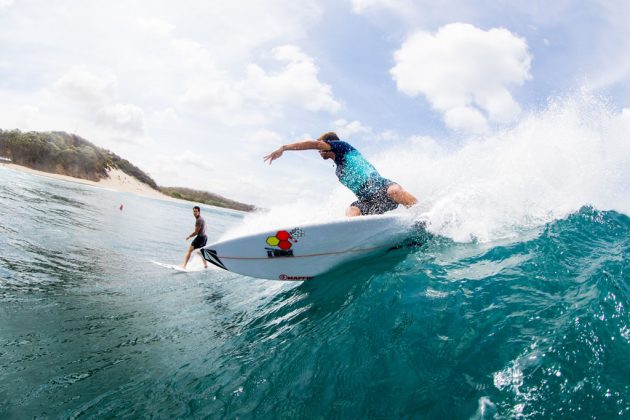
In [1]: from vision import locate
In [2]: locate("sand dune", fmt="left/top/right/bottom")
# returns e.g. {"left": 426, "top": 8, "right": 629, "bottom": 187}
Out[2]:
{"left": 2, "top": 163, "right": 172, "bottom": 200}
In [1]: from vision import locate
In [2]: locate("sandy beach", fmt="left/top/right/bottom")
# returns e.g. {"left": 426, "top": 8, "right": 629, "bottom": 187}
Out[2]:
{"left": 1, "top": 162, "right": 173, "bottom": 200}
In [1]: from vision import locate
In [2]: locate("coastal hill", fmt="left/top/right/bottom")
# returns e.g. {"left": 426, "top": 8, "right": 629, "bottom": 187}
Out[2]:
{"left": 0, "top": 129, "right": 256, "bottom": 212}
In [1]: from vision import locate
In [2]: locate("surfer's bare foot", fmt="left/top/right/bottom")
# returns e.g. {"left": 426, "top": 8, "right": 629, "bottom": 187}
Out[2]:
{"left": 387, "top": 184, "right": 417, "bottom": 207}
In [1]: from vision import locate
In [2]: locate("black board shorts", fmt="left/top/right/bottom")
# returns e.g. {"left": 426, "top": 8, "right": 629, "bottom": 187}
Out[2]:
{"left": 192, "top": 235, "right": 208, "bottom": 249}
{"left": 351, "top": 178, "right": 399, "bottom": 215}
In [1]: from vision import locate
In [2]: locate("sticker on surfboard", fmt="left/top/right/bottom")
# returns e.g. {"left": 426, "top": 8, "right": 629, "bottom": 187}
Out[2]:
{"left": 264, "top": 228, "right": 305, "bottom": 257}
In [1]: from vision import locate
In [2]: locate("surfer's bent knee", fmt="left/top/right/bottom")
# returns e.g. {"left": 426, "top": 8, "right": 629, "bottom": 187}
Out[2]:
{"left": 346, "top": 206, "right": 361, "bottom": 217}
{"left": 386, "top": 183, "right": 402, "bottom": 197}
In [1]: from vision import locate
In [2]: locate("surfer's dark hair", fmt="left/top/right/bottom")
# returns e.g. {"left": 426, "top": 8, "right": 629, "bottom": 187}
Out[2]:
{"left": 193, "top": 206, "right": 201, "bottom": 212}
{"left": 318, "top": 132, "right": 339, "bottom": 142}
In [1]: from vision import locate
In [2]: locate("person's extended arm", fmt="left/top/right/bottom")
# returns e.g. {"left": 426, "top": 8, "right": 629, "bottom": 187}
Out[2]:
{"left": 263, "top": 140, "right": 331, "bottom": 164}
{"left": 186, "top": 224, "right": 200, "bottom": 240}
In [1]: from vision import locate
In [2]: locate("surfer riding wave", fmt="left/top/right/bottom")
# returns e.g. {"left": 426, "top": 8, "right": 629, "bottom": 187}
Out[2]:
{"left": 264, "top": 132, "right": 417, "bottom": 216}
{"left": 182, "top": 206, "right": 208, "bottom": 269}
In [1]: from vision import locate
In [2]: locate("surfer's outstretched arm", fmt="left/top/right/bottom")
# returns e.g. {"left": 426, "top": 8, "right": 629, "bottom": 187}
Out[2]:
{"left": 264, "top": 140, "right": 331, "bottom": 164}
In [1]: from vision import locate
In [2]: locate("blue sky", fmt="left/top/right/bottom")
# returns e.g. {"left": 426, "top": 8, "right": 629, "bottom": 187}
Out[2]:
{"left": 1, "top": 0, "right": 629, "bottom": 209}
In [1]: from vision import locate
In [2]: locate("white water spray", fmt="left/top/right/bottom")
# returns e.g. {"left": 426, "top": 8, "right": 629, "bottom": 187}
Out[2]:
{"left": 378, "top": 93, "right": 630, "bottom": 242}
{"left": 227, "top": 93, "right": 630, "bottom": 243}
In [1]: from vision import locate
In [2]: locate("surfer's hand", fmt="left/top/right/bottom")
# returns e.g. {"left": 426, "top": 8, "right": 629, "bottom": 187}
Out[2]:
{"left": 263, "top": 147, "right": 283, "bottom": 164}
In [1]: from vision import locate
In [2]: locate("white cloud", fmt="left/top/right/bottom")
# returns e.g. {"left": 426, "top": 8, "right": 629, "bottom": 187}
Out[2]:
{"left": 333, "top": 119, "right": 372, "bottom": 139}
{"left": 14, "top": 105, "right": 41, "bottom": 129}
{"left": 391, "top": 23, "right": 532, "bottom": 132}
{"left": 172, "top": 150, "right": 214, "bottom": 172}
{"left": 0, "top": 0, "right": 15, "bottom": 10}
{"left": 180, "top": 45, "right": 340, "bottom": 123}
{"left": 408, "top": 134, "right": 442, "bottom": 154}
{"left": 148, "top": 150, "right": 215, "bottom": 187}
{"left": 95, "top": 104, "right": 145, "bottom": 136}
{"left": 444, "top": 106, "right": 488, "bottom": 134}
{"left": 577, "top": 3, "right": 630, "bottom": 92}
{"left": 171, "top": 38, "right": 218, "bottom": 73}
{"left": 150, "top": 107, "right": 180, "bottom": 124}
{"left": 137, "top": 17, "right": 175, "bottom": 36}
{"left": 351, "top": 0, "right": 418, "bottom": 19}
{"left": 54, "top": 69, "right": 117, "bottom": 105}
{"left": 243, "top": 45, "right": 341, "bottom": 113}
{"left": 252, "top": 129, "right": 284, "bottom": 143}
{"left": 376, "top": 129, "right": 400, "bottom": 142}
{"left": 179, "top": 79, "right": 245, "bottom": 115}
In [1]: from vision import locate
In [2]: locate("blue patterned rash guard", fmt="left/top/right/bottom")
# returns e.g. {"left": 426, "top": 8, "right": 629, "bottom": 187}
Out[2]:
{"left": 327, "top": 141, "right": 392, "bottom": 199}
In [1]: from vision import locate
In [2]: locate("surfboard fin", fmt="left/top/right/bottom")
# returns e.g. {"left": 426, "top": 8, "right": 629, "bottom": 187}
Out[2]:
{"left": 201, "top": 249, "right": 227, "bottom": 270}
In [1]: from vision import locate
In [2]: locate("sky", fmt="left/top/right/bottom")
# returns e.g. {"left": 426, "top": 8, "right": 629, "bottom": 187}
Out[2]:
{"left": 1, "top": 0, "right": 630, "bottom": 209}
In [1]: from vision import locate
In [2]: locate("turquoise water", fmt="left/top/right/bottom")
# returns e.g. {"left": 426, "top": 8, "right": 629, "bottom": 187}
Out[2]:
{"left": 1, "top": 166, "right": 629, "bottom": 418}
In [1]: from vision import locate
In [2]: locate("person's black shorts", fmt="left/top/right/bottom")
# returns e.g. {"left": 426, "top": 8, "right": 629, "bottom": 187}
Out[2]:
{"left": 191, "top": 234, "right": 208, "bottom": 249}
{"left": 351, "top": 178, "right": 399, "bottom": 215}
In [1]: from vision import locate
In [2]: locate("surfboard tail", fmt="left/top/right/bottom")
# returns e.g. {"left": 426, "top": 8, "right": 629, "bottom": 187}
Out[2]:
{"left": 201, "top": 248, "right": 227, "bottom": 270}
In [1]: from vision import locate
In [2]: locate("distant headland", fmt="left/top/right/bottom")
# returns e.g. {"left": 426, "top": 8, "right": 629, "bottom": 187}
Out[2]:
{"left": 0, "top": 129, "right": 256, "bottom": 212}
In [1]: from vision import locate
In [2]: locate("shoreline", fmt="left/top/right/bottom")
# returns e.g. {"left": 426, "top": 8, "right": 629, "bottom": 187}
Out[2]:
{"left": 1, "top": 162, "right": 251, "bottom": 214}
{"left": 1, "top": 162, "right": 175, "bottom": 201}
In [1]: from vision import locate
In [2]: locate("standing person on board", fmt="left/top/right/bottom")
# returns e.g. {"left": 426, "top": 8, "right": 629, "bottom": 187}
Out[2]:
{"left": 264, "top": 132, "right": 417, "bottom": 216}
{"left": 182, "top": 206, "right": 208, "bottom": 269}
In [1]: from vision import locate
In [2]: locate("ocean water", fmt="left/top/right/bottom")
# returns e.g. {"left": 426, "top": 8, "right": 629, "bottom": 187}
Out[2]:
{"left": 1, "top": 165, "right": 629, "bottom": 418}
{"left": 1, "top": 95, "right": 630, "bottom": 418}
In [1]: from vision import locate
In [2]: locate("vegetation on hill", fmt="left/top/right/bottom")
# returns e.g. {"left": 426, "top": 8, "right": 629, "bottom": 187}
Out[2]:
{"left": 0, "top": 129, "right": 157, "bottom": 187}
{"left": 159, "top": 187, "right": 256, "bottom": 212}
{"left": 0, "top": 129, "right": 255, "bottom": 211}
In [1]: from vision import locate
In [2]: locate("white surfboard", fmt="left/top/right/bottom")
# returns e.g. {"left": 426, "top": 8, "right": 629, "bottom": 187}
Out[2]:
{"left": 150, "top": 260, "right": 191, "bottom": 273}
{"left": 201, "top": 213, "right": 416, "bottom": 281}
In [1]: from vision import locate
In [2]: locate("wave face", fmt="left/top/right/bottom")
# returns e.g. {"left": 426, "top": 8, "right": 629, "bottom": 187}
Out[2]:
{"left": 1, "top": 167, "right": 628, "bottom": 418}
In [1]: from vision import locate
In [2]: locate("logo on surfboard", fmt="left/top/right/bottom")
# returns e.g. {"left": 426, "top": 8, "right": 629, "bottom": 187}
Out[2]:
{"left": 265, "top": 228, "right": 305, "bottom": 258}
{"left": 278, "top": 274, "right": 314, "bottom": 281}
